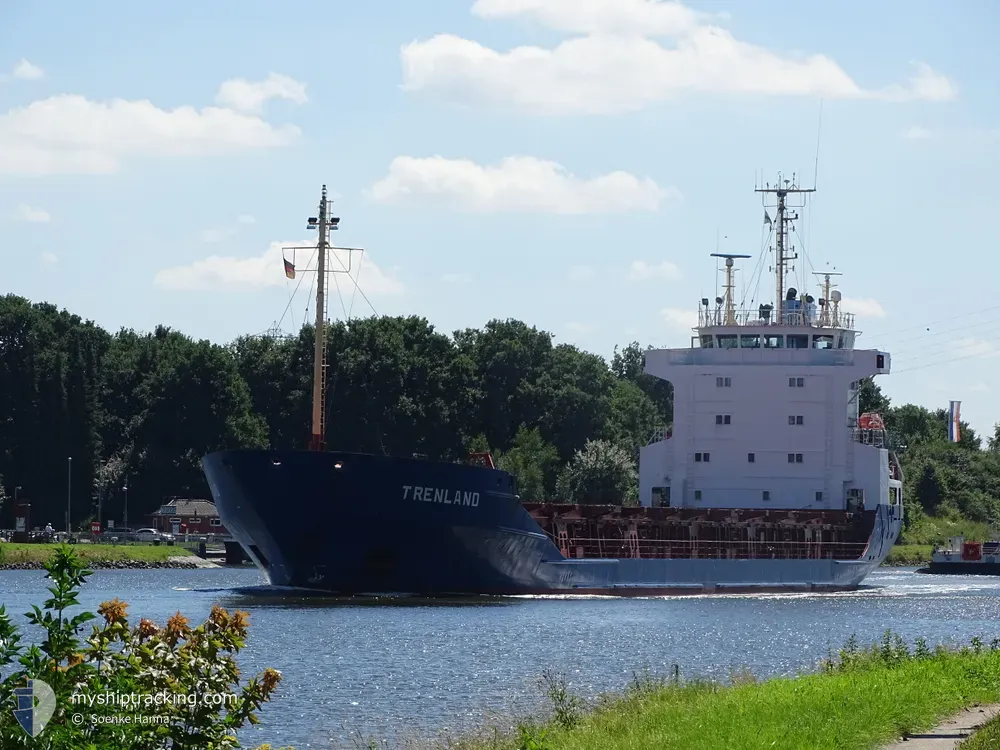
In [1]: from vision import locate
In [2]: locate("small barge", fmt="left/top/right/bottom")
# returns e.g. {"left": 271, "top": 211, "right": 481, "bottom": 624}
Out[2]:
{"left": 922, "top": 536, "right": 1000, "bottom": 575}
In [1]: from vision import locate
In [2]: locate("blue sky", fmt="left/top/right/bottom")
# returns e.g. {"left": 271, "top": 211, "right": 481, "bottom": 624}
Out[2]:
{"left": 2, "top": 0, "right": 999, "bottom": 437}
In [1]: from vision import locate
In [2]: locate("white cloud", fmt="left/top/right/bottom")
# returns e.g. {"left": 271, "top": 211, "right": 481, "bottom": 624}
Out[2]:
{"left": 841, "top": 297, "right": 886, "bottom": 318}
{"left": 41, "top": 252, "right": 57, "bottom": 265}
{"left": 661, "top": 307, "right": 698, "bottom": 330}
{"left": 12, "top": 59, "right": 44, "bottom": 80}
{"left": 0, "top": 75, "right": 303, "bottom": 176}
{"left": 369, "top": 155, "right": 674, "bottom": 213}
{"left": 950, "top": 337, "right": 999, "bottom": 359}
{"left": 442, "top": 272, "right": 471, "bottom": 284}
{"left": 568, "top": 265, "right": 597, "bottom": 282}
{"left": 401, "top": 1, "right": 955, "bottom": 115}
{"left": 14, "top": 203, "right": 51, "bottom": 223}
{"left": 153, "top": 241, "right": 405, "bottom": 297}
{"left": 628, "top": 260, "right": 680, "bottom": 281}
{"left": 903, "top": 125, "right": 931, "bottom": 140}
{"left": 214, "top": 73, "right": 308, "bottom": 114}
{"left": 198, "top": 227, "right": 238, "bottom": 244}
{"left": 471, "top": 0, "right": 714, "bottom": 36}
{"left": 199, "top": 214, "right": 261, "bottom": 243}
{"left": 566, "top": 321, "right": 599, "bottom": 334}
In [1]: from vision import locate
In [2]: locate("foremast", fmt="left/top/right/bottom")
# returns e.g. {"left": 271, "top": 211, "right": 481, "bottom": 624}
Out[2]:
{"left": 755, "top": 175, "right": 814, "bottom": 323}
{"left": 288, "top": 186, "right": 341, "bottom": 452}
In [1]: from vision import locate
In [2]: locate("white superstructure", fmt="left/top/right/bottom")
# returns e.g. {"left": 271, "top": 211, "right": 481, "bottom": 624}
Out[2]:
{"left": 639, "top": 175, "right": 904, "bottom": 520}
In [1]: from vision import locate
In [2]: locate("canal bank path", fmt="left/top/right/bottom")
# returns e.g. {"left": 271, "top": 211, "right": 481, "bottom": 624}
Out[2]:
{"left": 881, "top": 703, "right": 1000, "bottom": 749}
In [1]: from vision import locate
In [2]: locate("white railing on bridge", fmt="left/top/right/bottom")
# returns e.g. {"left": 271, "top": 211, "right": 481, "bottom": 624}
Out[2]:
{"left": 852, "top": 428, "right": 886, "bottom": 448}
{"left": 697, "top": 307, "right": 855, "bottom": 331}
{"left": 647, "top": 425, "right": 672, "bottom": 445}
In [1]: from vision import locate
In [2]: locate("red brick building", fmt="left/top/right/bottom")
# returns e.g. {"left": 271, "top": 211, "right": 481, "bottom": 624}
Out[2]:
{"left": 148, "top": 499, "right": 228, "bottom": 536}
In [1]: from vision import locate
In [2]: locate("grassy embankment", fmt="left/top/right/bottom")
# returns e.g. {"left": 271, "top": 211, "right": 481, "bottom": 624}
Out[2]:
{"left": 424, "top": 633, "right": 1000, "bottom": 750}
{"left": 0, "top": 542, "right": 194, "bottom": 567}
{"left": 962, "top": 712, "right": 1000, "bottom": 748}
{"left": 884, "top": 513, "right": 996, "bottom": 567}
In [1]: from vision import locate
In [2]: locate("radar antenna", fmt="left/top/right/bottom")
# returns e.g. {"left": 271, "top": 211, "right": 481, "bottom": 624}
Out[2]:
{"left": 755, "top": 173, "right": 815, "bottom": 323}
{"left": 710, "top": 253, "right": 751, "bottom": 325}
{"left": 812, "top": 270, "right": 843, "bottom": 328}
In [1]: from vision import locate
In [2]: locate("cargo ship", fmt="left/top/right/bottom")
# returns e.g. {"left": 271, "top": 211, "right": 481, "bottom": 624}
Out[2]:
{"left": 202, "top": 175, "right": 904, "bottom": 595}
{"left": 922, "top": 537, "right": 1000, "bottom": 575}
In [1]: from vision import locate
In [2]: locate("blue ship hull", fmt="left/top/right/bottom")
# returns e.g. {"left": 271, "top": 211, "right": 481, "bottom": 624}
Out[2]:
{"left": 201, "top": 449, "right": 902, "bottom": 595}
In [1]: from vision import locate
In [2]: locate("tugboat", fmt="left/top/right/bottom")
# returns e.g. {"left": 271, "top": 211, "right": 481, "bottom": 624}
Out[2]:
{"left": 201, "top": 174, "right": 903, "bottom": 595}
{"left": 923, "top": 537, "right": 1000, "bottom": 575}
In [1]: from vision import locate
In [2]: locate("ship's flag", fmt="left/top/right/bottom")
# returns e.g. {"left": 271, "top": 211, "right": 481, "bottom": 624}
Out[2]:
{"left": 948, "top": 400, "right": 962, "bottom": 442}
{"left": 283, "top": 257, "right": 295, "bottom": 279}
{"left": 764, "top": 210, "right": 772, "bottom": 225}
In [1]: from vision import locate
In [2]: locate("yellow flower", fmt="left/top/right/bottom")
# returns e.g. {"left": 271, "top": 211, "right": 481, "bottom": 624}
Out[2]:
{"left": 231, "top": 610, "right": 250, "bottom": 637}
{"left": 261, "top": 668, "right": 282, "bottom": 695}
{"left": 137, "top": 618, "right": 159, "bottom": 639}
{"left": 209, "top": 604, "right": 230, "bottom": 629}
{"left": 165, "top": 611, "right": 191, "bottom": 641}
{"left": 97, "top": 598, "right": 128, "bottom": 624}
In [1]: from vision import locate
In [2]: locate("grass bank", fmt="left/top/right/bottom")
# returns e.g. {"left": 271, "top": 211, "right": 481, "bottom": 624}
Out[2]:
{"left": 883, "top": 544, "right": 934, "bottom": 566}
{"left": 0, "top": 542, "right": 194, "bottom": 568}
{"left": 962, "top": 711, "right": 1000, "bottom": 748}
{"left": 423, "top": 633, "right": 1000, "bottom": 750}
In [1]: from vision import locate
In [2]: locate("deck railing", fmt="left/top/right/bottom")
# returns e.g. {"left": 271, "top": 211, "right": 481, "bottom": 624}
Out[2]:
{"left": 697, "top": 307, "right": 855, "bottom": 330}
{"left": 551, "top": 536, "right": 868, "bottom": 561}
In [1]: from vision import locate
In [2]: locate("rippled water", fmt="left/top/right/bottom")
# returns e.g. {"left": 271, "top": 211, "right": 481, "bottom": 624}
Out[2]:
{"left": 2, "top": 566, "right": 1000, "bottom": 748}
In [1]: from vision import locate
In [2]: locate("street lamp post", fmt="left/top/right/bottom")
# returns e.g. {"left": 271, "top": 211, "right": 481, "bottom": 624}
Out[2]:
{"left": 67, "top": 457, "right": 72, "bottom": 534}
{"left": 123, "top": 484, "right": 128, "bottom": 530}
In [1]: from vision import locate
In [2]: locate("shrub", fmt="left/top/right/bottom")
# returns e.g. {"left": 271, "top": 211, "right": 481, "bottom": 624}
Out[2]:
{"left": 0, "top": 545, "right": 285, "bottom": 748}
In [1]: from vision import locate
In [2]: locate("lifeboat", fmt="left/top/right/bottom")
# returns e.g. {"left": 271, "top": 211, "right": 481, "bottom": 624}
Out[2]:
{"left": 858, "top": 412, "right": 885, "bottom": 430}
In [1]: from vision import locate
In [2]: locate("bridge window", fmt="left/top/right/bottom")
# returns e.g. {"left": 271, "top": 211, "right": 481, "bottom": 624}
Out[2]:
{"left": 762, "top": 490, "right": 770, "bottom": 501}
{"left": 812, "top": 335, "right": 834, "bottom": 349}
{"left": 815, "top": 491, "right": 823, "bottom": 502}
{"left": 694, "top": 490, "right": 702, "bottom": 500}
{"left": 716, "top": 414, "right": 731, "bottom": 425}
{"left": 788, "top": 415, "right": 804, "bottom": 425}
{"left": 717, "top": 334, "right": 738, "bottom": 349}
{"left": 700, "top": 334, "right": 714, "bottom": 348}
{"left": 787, "top": 334, "right": 809, "bottom": 349}
{"left": 695, "top": 452, "right": 710, "bottom": 462}
{"left": 716, "top": 376, "right": 731, "bottom": 387}
{"left": 788, "top": 453, "right": 803, "bottom": 463}
{"left": 788, "top": 377, "right": 805, "bottom": 388}
{"left": 740, "top": 334, "right": 760, "bottom": 349}
{"left": 747, "top": 453, "right": 755, "bottom": 462}
{"left": 763, "top": 335, "right": 783, "bottom": 348}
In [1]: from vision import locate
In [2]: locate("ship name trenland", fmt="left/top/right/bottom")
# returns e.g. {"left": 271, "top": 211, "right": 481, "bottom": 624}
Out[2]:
{"left": 403, "top": 485, "right": 480, "bottom": 506}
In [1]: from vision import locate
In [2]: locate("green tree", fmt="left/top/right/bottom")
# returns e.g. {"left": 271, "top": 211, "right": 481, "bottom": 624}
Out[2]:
{"left": 496, "top": 425, "right": 560, "bottom": 501}
{"left": 555, "top": 439, "right": 638, "bottom": 506}
{"left": 989, "top": 423, "right": 1000, "bottom": 453}
{"left": 858, "top": 377, "right": 890, "bottom": 414}
{"left": 611, "top": 341, "right": 673, "bottom": 424}
{"left": 604, "top": 379, "right": 661, "bottom": 455}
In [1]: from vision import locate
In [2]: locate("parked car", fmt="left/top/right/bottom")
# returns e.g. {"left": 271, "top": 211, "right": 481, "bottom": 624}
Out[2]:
{"left": 133, "top": 527, "right": 174, "bottom": 542}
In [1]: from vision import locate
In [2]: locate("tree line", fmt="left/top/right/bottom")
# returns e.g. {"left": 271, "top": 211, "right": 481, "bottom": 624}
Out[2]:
{"left": 0, "top": 294, "right": 997, "bottom": 538}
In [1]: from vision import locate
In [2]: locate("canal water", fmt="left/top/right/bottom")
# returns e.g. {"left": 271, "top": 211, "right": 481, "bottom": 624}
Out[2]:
{"left": 2, "top": 566, "right": 1000, "bottom": 748}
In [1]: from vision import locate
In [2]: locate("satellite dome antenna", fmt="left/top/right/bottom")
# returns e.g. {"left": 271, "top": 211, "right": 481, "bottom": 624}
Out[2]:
{"left": 711, "top": 252, "right": 751, "bottom": 326}
{"left": 813, "top": 268, "right": 843, "bottom": 327}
